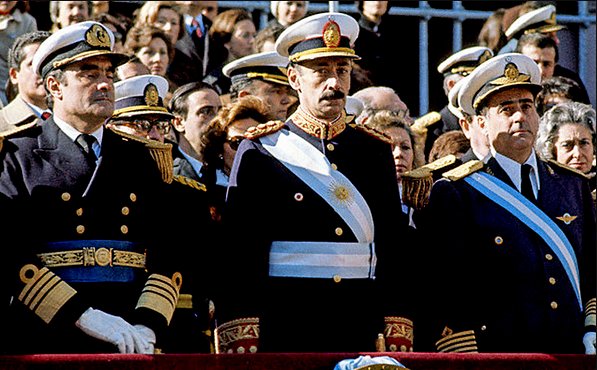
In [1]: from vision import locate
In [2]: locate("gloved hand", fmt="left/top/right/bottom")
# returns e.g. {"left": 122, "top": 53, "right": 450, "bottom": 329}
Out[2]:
{"left": 583, "top": 331, "right": 596, "bottom": 354}
{"left": 134, "top": 324, "right": 156, "bottom": 354}
{"left": 76, "top": 307, "right": 150, "bottom": 354}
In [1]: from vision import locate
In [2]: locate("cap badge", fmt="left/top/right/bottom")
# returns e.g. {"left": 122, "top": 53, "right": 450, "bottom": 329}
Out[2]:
{"left": 547, "top": 11, "right": 557, "bottom": 25}
{"left": 478, "top": 50, "right": 492, "bottom": 65}
{"left": 491, "top": 62, "right": 530, "bottom": 85}
{"left": 322, "top": 19, "right": 341, "bottom": 48}
{"left": 144, "top": 83, "right": 159, "bottom": 106}
{"left": 85, "top": 24, "right": 111, "bottom": 48}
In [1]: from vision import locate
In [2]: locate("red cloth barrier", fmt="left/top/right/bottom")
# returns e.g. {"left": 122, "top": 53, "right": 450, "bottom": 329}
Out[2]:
{"left": 0, "top": 352, "right": 594, "bottom": 370}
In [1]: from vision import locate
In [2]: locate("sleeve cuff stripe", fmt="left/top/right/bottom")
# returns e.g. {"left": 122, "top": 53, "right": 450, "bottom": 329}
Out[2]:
{"left": 29, "top": 276, "right": 62, "bottom": 311}
{"left": 18, "top": 268, "right": 53, "bottom": 303}
{"left": 437, "top": 337, "right": 477, "bottom": 352}
{"left": 21, "top": 271, "right": 58, "bottom": 306}
{"left": 143, "top": 282, "right": 178, "bottom": 302}
{"left": 436, "top": 330, "right": 476, "bottom": 346}
{"left": 442, "top": 345, "right": 479, "bottom": 353}
{"left": 141, "top": 287, "right": 177, "bottom": 308}
{"left": 147, "top": 274, "right": 174, "bottom": 286}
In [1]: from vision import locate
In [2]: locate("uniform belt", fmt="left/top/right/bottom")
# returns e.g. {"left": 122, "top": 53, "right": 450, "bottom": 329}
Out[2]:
{"left": 39, "top": 240, "right": 146, "bottom": 283}
{"left": 269, "top": 241, "right": 376, "bottom": 279}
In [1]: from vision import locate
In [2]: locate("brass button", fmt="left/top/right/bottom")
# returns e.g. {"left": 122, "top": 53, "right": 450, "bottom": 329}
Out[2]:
{"left": 548, "top": 277, "right": 556, "bottom": 285}
{"left": 480, "top": 325, "right": 487, "bottom": 331}
{"left": 333, "top": 274, "right": 342, "bottom": 283}
{"left": 545, "top": 254, "right": 553, "bottom": 261}
{"left": 76, "top": 225, "right": 85, "bottom": 234}
{"left": 550, "top": 301, "right": 558, "bottom": 309}
{"left": 294, "top": 193, "right": 304, "bottom": 201}
{"left": 326, "top": 143, "right": 335, "bottom": 151}
{"left": 335, "top": 227, "right": 343, "bottom": 236}
{"left": 129, "top": 193, "right": 137, "bottom": 202}
{"left": 120, "top": 225, "right": 129, "bottom": 234}
{"left": 494, "top": 236, "right": 503, "bottom": 245}
{"left": 121, "top": 206, "right": 130, "bottom": 215}
{"left": 76, "top": 208, "right": 83, "bottom": 216}
{"left": 331, "top": 163, "right": 338, "bottom": 171}
{"left": 61, "top": 192, "right": 71, "bottom": 201}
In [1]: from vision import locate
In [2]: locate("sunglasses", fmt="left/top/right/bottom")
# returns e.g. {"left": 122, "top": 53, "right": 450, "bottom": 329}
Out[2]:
{"left": 112, "top": 119, "right": 172, "bottom": 135}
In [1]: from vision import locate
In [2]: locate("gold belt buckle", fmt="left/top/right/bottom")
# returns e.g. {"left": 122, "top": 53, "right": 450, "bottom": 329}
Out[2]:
{"left": 82, "top": 247, "right": 113, "bottom": 266}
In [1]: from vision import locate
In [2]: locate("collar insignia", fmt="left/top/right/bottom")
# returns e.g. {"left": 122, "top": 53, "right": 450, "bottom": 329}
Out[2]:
{"left": 556, "top": 213, "right": 577, "bottom": 224}
{"left": 291, "top": 106, "right": 346, "bottom": 140}
{"left": 85, "top": 24, "right": 110, "bottom": 48}
{"left": 322, "top": 19, "right": 341, "bottom": 48}
{"left": 144, "top": 83, "right": 159, "bottom": 106}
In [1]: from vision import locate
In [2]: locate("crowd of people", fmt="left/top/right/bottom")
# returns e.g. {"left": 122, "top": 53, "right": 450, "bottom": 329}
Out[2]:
{"left": 0, "top": 0, "right": 594, "bottom": 357}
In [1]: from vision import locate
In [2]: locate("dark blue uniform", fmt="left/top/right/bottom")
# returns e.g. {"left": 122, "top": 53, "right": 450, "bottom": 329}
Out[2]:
{"left": 417, "top": 157, "right": 596, "bottom": 353}
{"left": 217, "top": 112, "right": 414, "bottom": 352}
{"left": 0, "top": 121, "right": 181, "bottom": 354}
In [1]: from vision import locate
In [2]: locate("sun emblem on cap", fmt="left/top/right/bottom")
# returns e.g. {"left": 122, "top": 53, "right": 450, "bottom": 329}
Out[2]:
{"left": 322, "top": 19, "right": 341, "bottom": 48}
{"left": 491, "top": 62, "right": 531, "bottom": 85}
{"left": 144, "top": 83, "right": 159, "bottom": 106}
{"left": 85, "top": 24, "right": 110, "bottom": 48}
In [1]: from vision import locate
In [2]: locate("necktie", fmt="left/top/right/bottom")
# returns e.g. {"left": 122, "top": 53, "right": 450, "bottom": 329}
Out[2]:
{"left": 41, "top": 111, "right": 51, "bottom": 120}
{"left": 76, "top": 134, "right": 98, "bottom": 162}
{"left": 520, "top": 164, "right": 535, "bottom": 201}
{"left": 192, "top": 18, "right": 202, "bottom": 38}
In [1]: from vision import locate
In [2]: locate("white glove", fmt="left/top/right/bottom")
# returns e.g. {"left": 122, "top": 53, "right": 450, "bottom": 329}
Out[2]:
{"left": 76, "top": 307, "right": 150, "bottom": 354}
{"left": 134, "top": 324, "right": 156, "bottom": 354}
{"left": 583, "top": 331, "right": 596, "bottom": 354}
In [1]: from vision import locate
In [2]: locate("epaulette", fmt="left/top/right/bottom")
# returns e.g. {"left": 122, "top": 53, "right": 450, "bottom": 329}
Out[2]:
{"left": 411, "top": 111, "right": 441, "bottom": 132}
{"left": 547, "top": 159, "right": 591, "bottom": 179}
{"left": 401, "top": 155, "right": 459, "bottom": 210}
{"left": 109, "top": 127, "right": 173, "bottom": 184}
{"left": 348, "top": 122, "right": 393, "bottom": 145}
{"left": 0, "top": 122, "right": 38, "bottom": 152}
{"left": 173, "top": 174, "right": 207, "bottom": 192}
{"left": 442, "top": 160, "right": 483, "bottom": 181}
{"left": 244, "top": 120, "right": 285, "bottom": 140}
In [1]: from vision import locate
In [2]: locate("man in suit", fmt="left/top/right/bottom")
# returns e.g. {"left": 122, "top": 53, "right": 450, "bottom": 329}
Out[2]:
{"left": 417, "top": 53, "right": 596, "bottom": 354}
{"left": 0, "top": 31, "right": 51, "bottom": 132}
{"left": 0, "top": 21, "right": 182, "bottom": 354}
{"left": 216, "top": 12, "right": 414, "bottom": 354}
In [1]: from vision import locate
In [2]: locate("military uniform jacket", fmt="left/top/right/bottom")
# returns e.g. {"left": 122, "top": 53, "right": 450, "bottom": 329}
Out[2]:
{"left": 219, "top": 114, "right": 413, "bottom": 352}
{"left": 0, "top": 94, "right": 39, "bottom": 132}
{"left": 0, "top": 119, "right": 182, "bottom": 354}
{"left": 417, "top": 157, "right": 596, "bottom": 353}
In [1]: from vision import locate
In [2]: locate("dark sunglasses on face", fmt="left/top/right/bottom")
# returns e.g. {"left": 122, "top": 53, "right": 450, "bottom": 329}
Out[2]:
{"left": 112, "top": 119, "right": 172, "bottom": 135}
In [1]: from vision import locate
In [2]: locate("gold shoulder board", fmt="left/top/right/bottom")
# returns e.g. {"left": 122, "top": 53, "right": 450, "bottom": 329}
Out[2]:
{"left": 173, "top": 175, "right": 207, "bottom": 192}
{"left": 442, "top": 160, "right": 483, "bottom": 181}
{"left": 422, "top": 154, "right": 458, "bottom": 172}
{"left": 412, "top": 111, "right": 441, "bottom": 130}
{"left": 547, "top": 159, "right": 591, "bottom": 179}
{"left": 348, "top": 123, "right": 393, "bottom": 145}
{"left": 0, "top": 122, "right": 38, "bottom": 152}
{"left": 244, "top": 120, "right": 285, "bottom": 140}
{"left": 109, "top": 127, "right": 173, "bottom": 184}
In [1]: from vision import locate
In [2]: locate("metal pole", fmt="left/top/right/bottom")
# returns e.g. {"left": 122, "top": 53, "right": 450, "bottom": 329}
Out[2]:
{"left": 329, "top": 1, "right": 338, "bottom": 13}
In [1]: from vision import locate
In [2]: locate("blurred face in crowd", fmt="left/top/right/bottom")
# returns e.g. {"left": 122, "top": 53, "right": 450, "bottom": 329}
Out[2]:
{"left": 108, "top": 114, "right": 172, "bottom": 143}
{"left": 223, "top": 118, "right": 259, "bottom": 174}
{"left": 520, "top": 44, "right": 556, "bottom": 81}
{"left": 243, "top": 80, "right": 294, "bottom": 121}
{"left": 554, "top": 123, "right": 594, "bottom": 173}
{"left": 116, "top": 61, "right": 150, "bottom": 82}
{"left": 225, "top": 19, "right": 256, "bottom": 60}
{"left": 47, "top": 56, "right": 115, "bottom": 130}
{"left": 155, "top": 7, "right": 181, "bottom": 45}
{"left": 9, "top": 42, "right": 46, "bottom": 108}
{"left": 0, "top": 1, "right": 17, "bottom": 14}
{"left": 289, "top": 57, "right": 352, "bottom": 121}
{"left": 361, "top": 1, "right": 388, "bottom": 22}
{"left": 276, "top": 1, "right": 308, "bottom": 27}
{"left": 173, "top": 89, "right": 222, "bottom": 153}
{"left": 386, "top": 126, "right": 414, "bottom": 181}
{"left": 201, "top": 1, "right": 219, "bottom": 21}
{"left": 136, "top": 37, "right": 169, "bottom": 76}
{"left": 479, "top": 87, "right": 539, "bottom": 163}
{"left": 57, "top": 1, "right": 89, "bottom": 28}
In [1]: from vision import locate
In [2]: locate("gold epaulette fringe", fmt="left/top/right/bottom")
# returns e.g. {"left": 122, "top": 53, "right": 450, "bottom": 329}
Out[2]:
{"left": 109, "top": 128, "right": 173, "bottom": 184}
{"left": 348, "top": 122, "right": 393, "bottom": 145}
{"left": 244, "top": 120, "right": 285, "bottom": 140}
{"left": 401, "top": 167, "right": 433, "bottom": 210}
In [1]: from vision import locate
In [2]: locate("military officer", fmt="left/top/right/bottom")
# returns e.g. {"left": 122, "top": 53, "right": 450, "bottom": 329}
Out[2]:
{"left": 215, "top": 12, "right": 414, "bottom": 354}
{"left": 0, "top": 21, "right": 182, "bottom": 354}
{"left": 417, "top": 53, "right": 596, "bottom": 354}
{"left": 412, "top": 46, "right": 493, "bottom": 162}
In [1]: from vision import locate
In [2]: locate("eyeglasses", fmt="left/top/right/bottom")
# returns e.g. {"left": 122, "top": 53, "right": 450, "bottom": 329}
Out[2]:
{"left": 226, "top": 136, "right": 244, "bottom": 151}
{"left": 111, "top": 119, "right": 172, "bottom": 135}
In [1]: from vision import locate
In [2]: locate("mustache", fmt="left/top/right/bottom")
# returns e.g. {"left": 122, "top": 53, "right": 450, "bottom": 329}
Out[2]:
{"left": 320, "top": 90, "right": 345, "bottom": 100}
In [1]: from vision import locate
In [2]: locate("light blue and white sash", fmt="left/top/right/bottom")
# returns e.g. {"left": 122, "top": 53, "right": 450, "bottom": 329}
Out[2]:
{"left": 465, "top": 171, "right": 582, "bottom": 311}
{"left": 260, "top": 129, "right": 376, "bottom": 279}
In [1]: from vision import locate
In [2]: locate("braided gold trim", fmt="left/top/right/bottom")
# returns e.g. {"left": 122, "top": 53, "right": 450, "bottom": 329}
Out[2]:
{"left": 289, "top": 47, "right": 356, "bottom": 63}
{"left": 37, "top": 248, "right": 146, "bottom": 268}
{"left": 136, "top": 273, "right": 180, "bottom": 324}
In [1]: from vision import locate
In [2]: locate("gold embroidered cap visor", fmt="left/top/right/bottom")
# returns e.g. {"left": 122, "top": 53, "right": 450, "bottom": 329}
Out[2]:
{"left": 223, "top": 51, "right": 289, "bottom": 86}
{"left": 33, "top": 21, "right": 130, "bottom": 78}
{"left": 112, "top": 74, "right": 174, "bottom": 119}
{"left": 458, "top": 53, "right": 542, "bottom": 116}
{"left": 275, "top": 12, "right": 360, "bottom": 63}
{"left": 505, "top": 4, "right": 565, "bottom": 39}
{"left": 436, "top": 46, "right": 493, "bottom": 76}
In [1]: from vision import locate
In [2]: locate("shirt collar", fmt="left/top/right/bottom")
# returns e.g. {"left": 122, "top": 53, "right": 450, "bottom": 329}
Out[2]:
{"left": 492, "top": 148, "right": 540, "bottom": 192}
{"left": 178, "top": 146, "right": 203, "bottom": 176}
{"left": 53, "top": 115, "right": 104, "bottom": 146}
